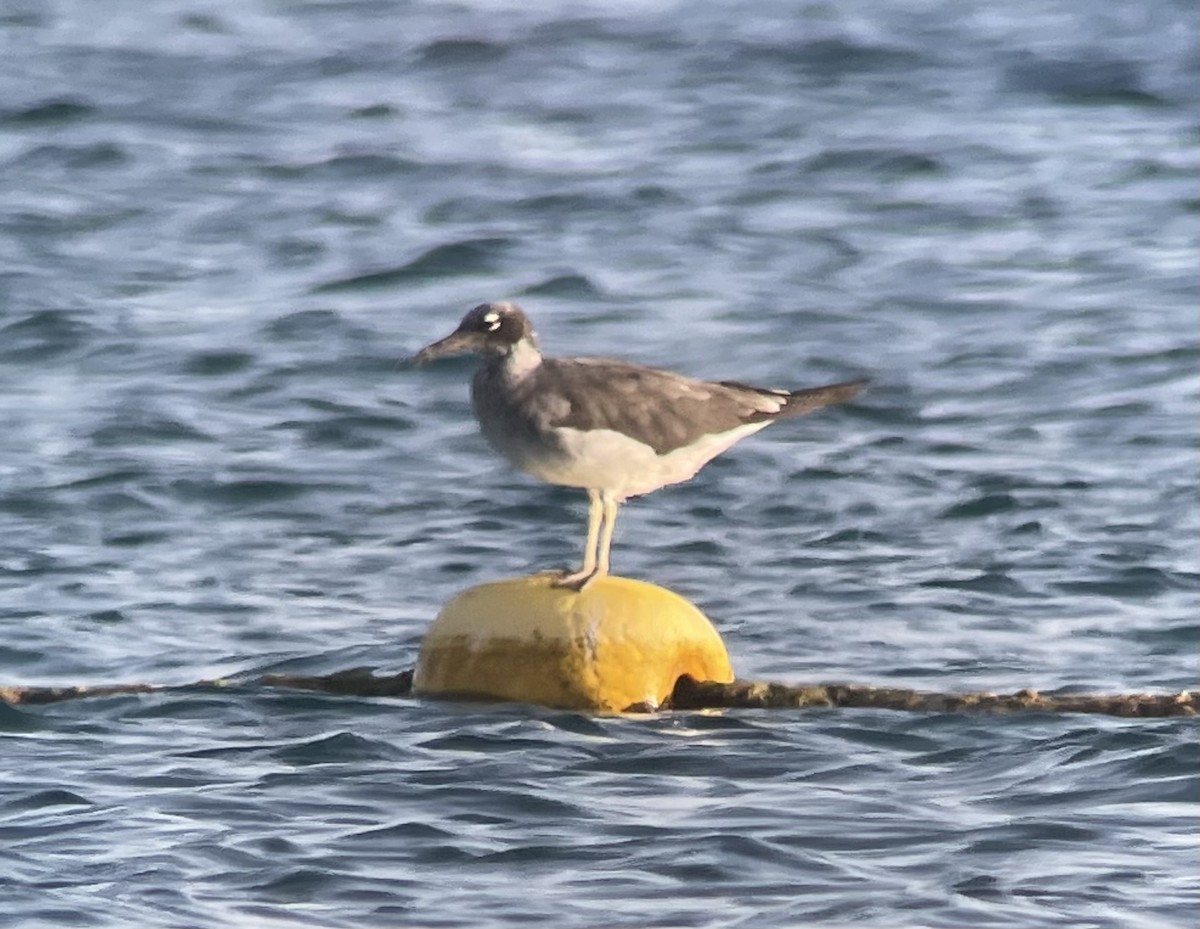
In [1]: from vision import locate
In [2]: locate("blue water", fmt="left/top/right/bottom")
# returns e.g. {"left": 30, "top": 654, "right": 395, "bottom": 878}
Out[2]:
{"left": 2, "top": 0, "right": 1198, "bottom": 926}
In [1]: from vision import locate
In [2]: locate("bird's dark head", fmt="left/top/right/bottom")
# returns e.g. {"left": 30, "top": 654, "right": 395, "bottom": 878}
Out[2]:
{"left": 412, "top": 302, "right": 537, "bottom": 364}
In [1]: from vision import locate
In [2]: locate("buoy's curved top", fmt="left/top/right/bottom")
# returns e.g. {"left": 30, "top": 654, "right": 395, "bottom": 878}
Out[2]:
{"left": 413, "top": 574, "right": 734, "bottom": 712}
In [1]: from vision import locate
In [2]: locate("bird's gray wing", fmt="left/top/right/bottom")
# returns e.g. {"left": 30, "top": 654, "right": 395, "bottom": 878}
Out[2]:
{"left": 532, "top": 357, "right": 781, "bottom": 455}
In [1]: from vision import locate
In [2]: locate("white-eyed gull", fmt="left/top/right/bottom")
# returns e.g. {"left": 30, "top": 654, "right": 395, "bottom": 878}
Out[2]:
{"left": 414, "top": 301, "right": 866, "bottom": 589}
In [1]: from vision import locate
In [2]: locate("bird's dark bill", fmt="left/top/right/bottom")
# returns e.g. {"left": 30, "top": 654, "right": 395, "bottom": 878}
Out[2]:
{"left": 411, "top": 329, "right": 483, "bottom": 364}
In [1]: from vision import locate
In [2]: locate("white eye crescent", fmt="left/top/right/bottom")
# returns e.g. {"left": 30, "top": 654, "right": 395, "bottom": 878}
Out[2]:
{"left": 483, "top": 312, "right": 501, "bottom": 331}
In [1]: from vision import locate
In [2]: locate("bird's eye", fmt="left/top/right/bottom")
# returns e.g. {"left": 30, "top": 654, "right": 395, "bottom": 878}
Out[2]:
{"left": 482, "top": 312, "right": 502, "bottom": 332}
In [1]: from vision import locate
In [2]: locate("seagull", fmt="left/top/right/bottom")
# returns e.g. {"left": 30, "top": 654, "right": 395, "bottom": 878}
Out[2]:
{"left": 413, "top": 302, "right": 866, "bottom": 589}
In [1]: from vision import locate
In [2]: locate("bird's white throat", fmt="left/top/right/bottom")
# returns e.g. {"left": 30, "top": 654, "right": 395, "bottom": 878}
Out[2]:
{"left": 500, "top": 337, "right": 543, "bottom": 383}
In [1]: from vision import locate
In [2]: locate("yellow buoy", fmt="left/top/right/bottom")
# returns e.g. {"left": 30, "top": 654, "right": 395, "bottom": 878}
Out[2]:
{"left": 412, "top": 574, "right": 734, "bottom": 712}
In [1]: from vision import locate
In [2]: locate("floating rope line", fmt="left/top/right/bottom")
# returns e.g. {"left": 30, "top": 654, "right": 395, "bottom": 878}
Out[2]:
{"left": 3, "top": 671, "right": 1196, "bottom": 717}
{"left": 1, "top": 681, "right": 162, "bottom": 705}
{"left": 666, "top": 676, "right": 1199, "bottom": 717}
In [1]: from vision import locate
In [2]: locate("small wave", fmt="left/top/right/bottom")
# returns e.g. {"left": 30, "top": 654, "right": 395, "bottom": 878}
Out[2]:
{"left": 514, "top": 192, "right": 617, "bottom": 214}
{"left": 519, "top": 274, "right": 605, "bottom": 299}
{"left": 168, "top": 477, "right": 327, "bottom": 506}
{"left": 417, "top": 732, "right": 565, "bottom": 754}
{"left": 1128, "top": 621, "right": 1200, "bottom": 652}
{"left": 271, "top": 731, "right": 402, "bottom": 765}
{"left": 182, "top": 350, "right": 257, "bottom": 376}
{"left": 0, "top": 311, "right": 95, "bottom": 363}
{"left": 0, "top": 701, "right": 46, "bottom": 733}
{"left": 1055, "top": 566, "right": 1189, "bottom": 599}
{"left": 917, "top": 571, "right": 1032, "bottom": 597}
{"left": 10, "top": 142, "right": 127, "bottom": 170}
{"left": 90, "top": 413, "right": 214, "bottom": 447}
{"left": 100, "top": 530, "right": 170, "bottom": 544}
{"left": 1002, "top": 53, "right": 1166, "bottom": 105}
{"left": 312, "top": 238, "right": 514, "bottom": 293}
{"left": 251, "top": 867, "right": 342, "bottom": 902}
{"left": 800, "top": 148, "right": 944, "bottom": 176}
{"left": 275, "top": 410, "right": 416, "bottom": 450}
{"left": 3, "top": 789, "right": 93, "bottom": 811}
{"left": 0, "top": 97, "right": 95, "bottom": 126}
{"left": 347, "top": 103, "right": 399, "bottom": 120}
{"left": 962, "top": 819, "right": 1102, "bottom": 856}
{"left": 815, "top": 528, "right": 890, "bottom": 545}
{"left": 261, "top": 308, "right": 347, "bottom": 341}
{"left": 940, "top": 493, "right": 1021, "bottom": 519}
{"left": 416, "top": 38, "right": 509, "bottom": 67}
{"left": 262, "top": 151, "right": 423, "bottom": 181}
{"left": 733, "top": 36, "right": 924, "bottom": 76}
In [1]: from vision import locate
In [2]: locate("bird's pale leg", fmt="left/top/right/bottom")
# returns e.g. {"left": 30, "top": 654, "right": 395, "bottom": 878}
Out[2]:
{"left": 553, "top": 488, "right": 602, "bottom": 588}
{"left": 594, "top": 490, "right": 619, "bottom": 579}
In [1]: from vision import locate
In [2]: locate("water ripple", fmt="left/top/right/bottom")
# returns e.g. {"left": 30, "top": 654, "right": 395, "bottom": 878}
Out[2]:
{"left": 1, "top": 0, "right": 1196, "bottom": 926}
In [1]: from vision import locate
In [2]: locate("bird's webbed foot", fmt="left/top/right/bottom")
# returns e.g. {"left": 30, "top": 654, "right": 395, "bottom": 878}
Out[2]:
{"left": 548, "top": 565, "right": 601, "bottom": 591}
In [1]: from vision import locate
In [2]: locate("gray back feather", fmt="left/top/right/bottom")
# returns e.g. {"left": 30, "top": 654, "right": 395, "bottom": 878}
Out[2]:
{"left": 478, "top": 357, "right": 863, "bottom": 456}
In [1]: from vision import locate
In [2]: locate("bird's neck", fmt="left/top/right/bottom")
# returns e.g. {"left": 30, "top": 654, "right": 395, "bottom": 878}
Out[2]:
{"left": 492, "top": 337, "right": 543, "bottom": 383}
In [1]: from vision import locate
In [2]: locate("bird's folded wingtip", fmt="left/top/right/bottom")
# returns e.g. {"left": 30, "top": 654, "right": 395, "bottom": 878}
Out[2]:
{"left": 777, "top": 377, "right": 870, "bottom": 417}
{"left": 816, "top": 377, "right": 871, "bottom": 399}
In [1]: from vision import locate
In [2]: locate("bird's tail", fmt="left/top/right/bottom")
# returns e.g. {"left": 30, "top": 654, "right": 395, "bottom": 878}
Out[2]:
{"left": 778, "top": 378, "right": 869, "bottom": 418}
{"left": 722, "top": 377, "right": 868, "bottom": 422}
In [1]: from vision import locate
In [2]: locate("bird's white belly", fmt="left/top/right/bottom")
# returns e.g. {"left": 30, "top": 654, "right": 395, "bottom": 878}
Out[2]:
{"left": 507, "top": 423, "right": 771, "bottom": 499}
